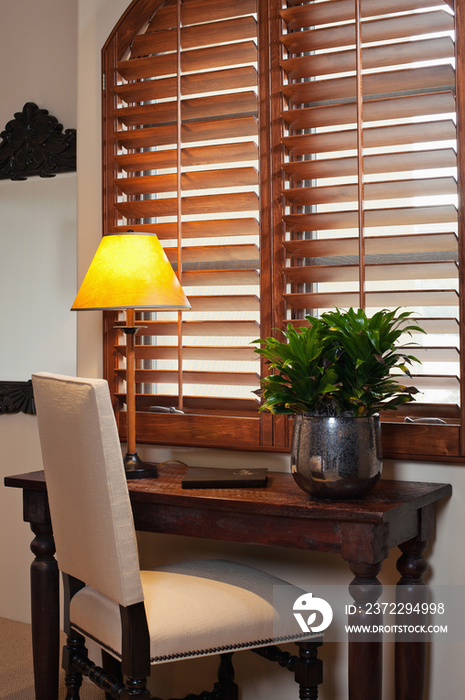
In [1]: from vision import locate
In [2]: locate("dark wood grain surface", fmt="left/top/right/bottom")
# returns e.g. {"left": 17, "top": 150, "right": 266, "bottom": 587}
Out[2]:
{"left": 6, "top": 464, "right": 451, "bottom": 524}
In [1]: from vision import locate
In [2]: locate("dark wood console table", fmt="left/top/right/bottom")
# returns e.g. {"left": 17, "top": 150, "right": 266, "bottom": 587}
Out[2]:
{"left": 4, "top": 466, "right": 451, "bottom": 700}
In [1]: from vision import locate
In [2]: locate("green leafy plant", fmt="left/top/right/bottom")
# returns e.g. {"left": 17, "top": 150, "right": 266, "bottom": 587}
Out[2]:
{"left": 252, "top": 307, "right": 425, "bottom": 416}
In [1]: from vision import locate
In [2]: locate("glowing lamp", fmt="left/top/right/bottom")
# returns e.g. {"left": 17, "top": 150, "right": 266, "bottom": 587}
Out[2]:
{"left": 72, "top": 231, "right": 190, "bottom": 478}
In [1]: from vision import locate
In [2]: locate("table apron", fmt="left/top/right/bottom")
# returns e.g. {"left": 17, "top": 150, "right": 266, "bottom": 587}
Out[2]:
{"left": 132, "top": 502, "right": 344, "bottom": 554}
{"left": 132, "top": 502, "right": 429, "bottom": 564}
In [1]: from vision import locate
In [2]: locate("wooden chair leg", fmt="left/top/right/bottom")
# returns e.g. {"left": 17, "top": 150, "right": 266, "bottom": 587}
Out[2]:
{"left": 120, "top": 677, "right": 151, "bottom": 699}
{"left": 214, "top": 652, "right": 238, "bottom": 700}
{"left": 119, "top": 602, "right": 151, "bottom": 699}
{"left": 102, "top": 650, "right": 123, "bottom": 700}
{"left": 62, "top": 630, "right": 87, "bottom": 700}
{"left": 294, "top": 639, "right": 323, "bottom": 700}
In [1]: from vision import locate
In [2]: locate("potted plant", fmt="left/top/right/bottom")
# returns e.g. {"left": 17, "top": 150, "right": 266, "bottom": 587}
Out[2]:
{"left": 252, "top": 308, "right": 425, "bottom": 499}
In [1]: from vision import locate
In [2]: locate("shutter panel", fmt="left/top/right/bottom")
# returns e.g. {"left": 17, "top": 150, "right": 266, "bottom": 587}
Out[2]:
{"left": 103, "top": 0, "right": 465, "bottom": 458}
{"left": 103, "top": 0, "right": 264, "bottom": 445}
{"left": 279, "top": 0, "right": 461, "bottom": 423}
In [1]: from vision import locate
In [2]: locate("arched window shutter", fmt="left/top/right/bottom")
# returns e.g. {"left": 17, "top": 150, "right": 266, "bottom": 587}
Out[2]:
{"left": 102, "top": 0, "right": 278, "bottom": 451}
{"left": 103, "top": 0, "right": 465, "bottom": 460}
{"left": 279, "top": 0, "right": 463, "bottom": 457}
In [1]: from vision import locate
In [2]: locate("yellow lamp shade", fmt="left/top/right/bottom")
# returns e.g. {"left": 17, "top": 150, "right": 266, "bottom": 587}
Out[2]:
{"left": 71, "top": 232, "right": 190, "bottom": 311}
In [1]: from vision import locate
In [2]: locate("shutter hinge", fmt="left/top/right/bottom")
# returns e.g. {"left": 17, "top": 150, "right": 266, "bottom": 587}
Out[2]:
{"left": 102, "top": 73, "right": 106, "bottom": 91}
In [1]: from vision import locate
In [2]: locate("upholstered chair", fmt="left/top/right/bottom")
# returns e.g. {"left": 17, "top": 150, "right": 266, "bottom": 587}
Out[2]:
{"left": 32, "top": 372, "right": 323, "bottom": 700}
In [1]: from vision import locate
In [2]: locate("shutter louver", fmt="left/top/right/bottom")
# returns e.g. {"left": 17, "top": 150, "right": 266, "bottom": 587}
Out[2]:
{"left": 103, "top": 0, "right": 465, "bottom": 458}
{"left": 106, "top": 0, "right": 261, "bottom": 423}
{"left": 280, "top": 0, "right": 460, "bottom": 419}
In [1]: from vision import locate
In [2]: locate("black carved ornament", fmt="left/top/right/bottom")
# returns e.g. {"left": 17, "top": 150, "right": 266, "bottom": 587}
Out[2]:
{"left": 0, "top": 380, "right": 35, "bottom": 415}
{"left": 0, "top": 102, "right": 76, "bottom": 180}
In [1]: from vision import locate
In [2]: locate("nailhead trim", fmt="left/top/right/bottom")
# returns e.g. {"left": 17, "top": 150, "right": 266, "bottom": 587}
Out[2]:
{"left": 150, "top": 633, "right": 318, "bottom": 663}
{"left": 71, "top": 624, "right": 319, "bottom": 665}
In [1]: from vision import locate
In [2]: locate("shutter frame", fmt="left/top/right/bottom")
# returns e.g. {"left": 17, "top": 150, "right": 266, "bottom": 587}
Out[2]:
{"left": 278, "top": 0, "right": 463, "bottom": 458}
{"left": 102, "top": 0, "right": 465, "bottom": 459}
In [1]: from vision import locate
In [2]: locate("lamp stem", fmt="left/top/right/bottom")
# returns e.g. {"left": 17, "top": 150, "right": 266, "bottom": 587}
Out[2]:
{"left": 126, "top": 308, "right": 137, "bottom": 455}
{"left": 121, "top": 308, "right": 158, "bottom": 479}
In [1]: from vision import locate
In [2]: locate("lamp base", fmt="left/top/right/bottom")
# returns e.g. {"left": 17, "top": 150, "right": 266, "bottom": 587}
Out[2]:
{"left": 124, "top": 452, "right": 158, "bottom": 479}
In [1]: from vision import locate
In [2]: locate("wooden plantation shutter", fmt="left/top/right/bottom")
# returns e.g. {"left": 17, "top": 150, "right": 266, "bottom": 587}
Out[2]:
{"left": 278, "top": 0, "right": 465, "bottom": 458}
{"left": 102, "top": 0, "right": 276, "bottom": 450}
{"left": 103, "top": 0, "right": 465, "bottom": 459}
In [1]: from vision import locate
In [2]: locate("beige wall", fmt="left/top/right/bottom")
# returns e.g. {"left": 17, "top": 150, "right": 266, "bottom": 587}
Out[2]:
{"left": 0, "top": 0, "right": 463, "bottom": 697}
{"left": 0, "top": 0, "right": 77, "bottom": 624}
{"left": 0, "top": 0, "right": 77, "bottom": 380}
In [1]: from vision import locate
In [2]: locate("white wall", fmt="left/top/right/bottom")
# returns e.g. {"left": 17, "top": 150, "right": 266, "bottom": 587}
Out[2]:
{"left": 0, "top": 0, "right": 78, "bottom": 379}
{"left": 0, "top": 0, "right": 463, "bottom": 698}
{"left": 0, "top": 0, "right": 77, "bottom": 624}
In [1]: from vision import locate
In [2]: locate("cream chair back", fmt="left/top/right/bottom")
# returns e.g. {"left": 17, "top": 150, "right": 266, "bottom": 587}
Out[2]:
{"left": 32, "top": 372, "right": 144, "bottom": 607}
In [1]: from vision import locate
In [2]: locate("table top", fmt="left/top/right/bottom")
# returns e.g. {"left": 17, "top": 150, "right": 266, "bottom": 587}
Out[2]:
{"left": 5, "top": 464, "right": 452, "bottom": 526}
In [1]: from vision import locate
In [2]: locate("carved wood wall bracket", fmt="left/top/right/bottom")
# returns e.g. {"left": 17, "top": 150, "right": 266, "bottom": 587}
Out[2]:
{"left": 0, "top": 380, "right": 35, "bottom": 414}
{"left": 0, "top": 103, "right": 76, "bottom": 181}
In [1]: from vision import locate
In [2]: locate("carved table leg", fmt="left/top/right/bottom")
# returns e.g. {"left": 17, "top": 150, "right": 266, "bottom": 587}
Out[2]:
{"left": 395, "top": 537, "right": 429, "bottom": 700}
{"left": 295, "top": 639, "right": 323, "bottom": 700}
{"left": 25, "top": 490, "right": 60, "bottom": 700}
{"left": 348, "top": 561, "right": 383, "bottom": 700}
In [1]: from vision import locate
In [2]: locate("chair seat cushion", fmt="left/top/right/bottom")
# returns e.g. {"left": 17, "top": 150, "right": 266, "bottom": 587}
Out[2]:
{"left": 70, "top": 559, "right": 316, "bottom": 664}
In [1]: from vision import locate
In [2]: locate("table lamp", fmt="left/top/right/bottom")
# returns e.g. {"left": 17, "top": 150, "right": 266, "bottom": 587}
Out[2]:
{"left": 71, "top": 231, "right": 190, "bottom": 479}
